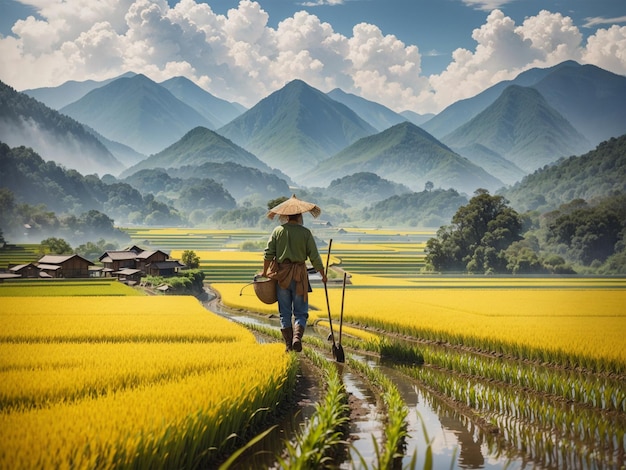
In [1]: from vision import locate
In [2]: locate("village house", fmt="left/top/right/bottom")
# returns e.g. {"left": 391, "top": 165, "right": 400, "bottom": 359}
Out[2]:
{"left": 99, "top": 246, "right": 185, "bottom": 279}
{"left": 36, "top": 254, "right": 94, "bottom": 278}
{"left": 8, "top": 262, "right": 41, "bottom": 278}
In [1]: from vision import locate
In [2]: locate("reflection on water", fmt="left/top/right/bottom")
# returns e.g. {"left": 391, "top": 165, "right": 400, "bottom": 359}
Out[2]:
{"left": 205, "top": 297, "right": 530, "bottom": 470}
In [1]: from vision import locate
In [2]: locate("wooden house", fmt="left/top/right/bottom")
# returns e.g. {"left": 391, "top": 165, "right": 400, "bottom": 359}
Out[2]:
{"left": 146, "top": 260, "right": 186, "bottom": 277}
{"left": 135, "top": 250, "right": 169, "bottom": 273}
{"left": 99, "top": 251, "right": 140, "bottom": 272}
{"left": 37, "top": 254, "right": 94, "bottom": 278}
{"left": 8, "top": 263, "right": 40, "bottom": 278}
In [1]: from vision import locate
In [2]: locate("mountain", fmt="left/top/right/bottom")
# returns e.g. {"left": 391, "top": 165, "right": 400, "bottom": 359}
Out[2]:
{"left": 499, "top": 134, "right": 626, "bottom": 212}
{"left": 218, "top": 79, "right": 377, "bottom": 181}
{"left": 120, "top": 126, "right": 284, "bottom": 179}
{"left": 531, "top": 63, "right": 626, "bottom": 145}
{"left": 400, "top": 110, "right": 435, "bottom": 126}
{"left": 0, "top": 81, "right": 125, "bottom": 176}
{"left": 421, "top": 61, "right": 580, "bottom": 139}
{"left": 422, "top": 61, "right": 626, "bottom": 149}
{"left": 159, "top": 76, "right": 245, "bottom": 128}
{"left": 21, "top": 72, "right": 136, "bottom": 110}
{"left": 168, "top": 162, "right": 291, "bottom": 202}
{"left": 443, "top": 85, "right": 591, "bottom": 173}
{"left": 452, "top": 143, "right": 526, "bottom": 186}
{"left": 83, "top": 125, "right": 146, "bottom": 167}
{"left": 363, "top": 188, "right": 469, "bottom": 228}
{"left": 324, "top": 172, "right": 411, "bottom": 208}
{"left": 307, "top": 121, "right": 504, "bottom": 194}
{"left": 326, "top": 88, "right": 407, "bottom": 131}
{"left": 60, "top": 74, "right": 214, "bottom": 155}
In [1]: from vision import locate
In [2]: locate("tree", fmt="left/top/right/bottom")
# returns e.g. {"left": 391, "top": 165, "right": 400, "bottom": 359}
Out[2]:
{"left": 181, "top": 250, "right": 200, "bottom": 269}
{"left": 424, "top": 181, "right": 434, "bottom": 192}
{"left": 425, "top": 189, "right": 522, "bottom": 273}
{"left": 40, "top": 237, "right": 72, "bottom": 254}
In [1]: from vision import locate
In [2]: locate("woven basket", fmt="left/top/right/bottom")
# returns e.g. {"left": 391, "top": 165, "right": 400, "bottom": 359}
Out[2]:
{"left": 253, "top": 277, "right": 278, "bottom": 304}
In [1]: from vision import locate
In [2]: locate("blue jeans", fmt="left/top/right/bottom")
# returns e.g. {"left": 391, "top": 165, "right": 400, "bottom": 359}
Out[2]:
{"left": 277, "top": 280, "right": 308, "bottom": 329}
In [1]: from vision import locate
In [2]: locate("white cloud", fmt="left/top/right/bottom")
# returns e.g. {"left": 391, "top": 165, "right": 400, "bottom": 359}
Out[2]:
{"left": 583, "top": 15, "right": 626, "bottom": 28}
{"left": 582, "top": 25, "right": 626, "bottom": 74}
{"left": 0, "top": 1, "right": 625, "bottom": 115}
{"left": 461, "top": 0, "right": 513, "bottom": 12}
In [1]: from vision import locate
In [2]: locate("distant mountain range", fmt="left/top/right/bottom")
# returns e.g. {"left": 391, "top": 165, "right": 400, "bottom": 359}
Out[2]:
{"left": 443, "top": 85, "right": 590, "bottom": 172}
{"left": 0, "top": 81, "right": 124, "bottom": 176}
{"left": 422, "top": 61, "right": 626, "bottom": 146}
{"left": 218, "top": 79, "right": 377, "bottom": 181}
{"left": 59, "top": 74, "right": 217, "bottom": 155}
{"left": 307, "top": 121, "right": 503, "bottom": 193}
{"left": 3, "top": 60, "right": 625, "bottom": 201}
{"left": 120, "top": 126, "right": 289, "bottom": 182}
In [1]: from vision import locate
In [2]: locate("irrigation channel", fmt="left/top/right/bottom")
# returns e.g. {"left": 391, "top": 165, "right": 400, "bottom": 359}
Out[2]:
{"left": 204, "top": 291, "right": 538, "bottom": 470}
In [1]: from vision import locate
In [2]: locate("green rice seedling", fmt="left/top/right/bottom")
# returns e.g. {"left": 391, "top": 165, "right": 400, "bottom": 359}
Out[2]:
{"left": 276, "top": 348, "right": 350, "bottom": 469}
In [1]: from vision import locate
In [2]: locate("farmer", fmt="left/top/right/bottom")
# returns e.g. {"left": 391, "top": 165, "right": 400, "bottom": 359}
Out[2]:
{"left": 262, "top": 195, "right": 327, "bottom": 352}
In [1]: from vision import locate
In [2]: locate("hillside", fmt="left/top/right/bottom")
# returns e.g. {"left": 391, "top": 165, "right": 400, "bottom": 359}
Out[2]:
{"left": 326, "top": 88, "right": 407, "bottom": 131}
{"left": 120, "top": 126, "right": 281, "bottom": 179}
{"left": 167, "top": 162, "right": 291, "bottom": 202}
{"left": 159, "top": 76, "right": 244, "bottom": 128}
{"left": 324, "top": 172, "right": 411, "bottom": 208}
{"left": 453, "top": 143, "right": 526, "bottom": 186}
{"left": 60, "top": 74, "right": 213, "bottom": 155}
{"left": 218, "top": 79, "right": 377, "bottom": 181}
{"left": 421, "top": 61, "right": 574, "bottom": 138}
{"left": 500, "top": 134, "right": 626, "bottom": 212}
{"left": 0, "top": 81, "right": 125, "bottom": 176}
{"left": 22, "top": 72, "right": 136, "bottom": 109}
{"left": 362, "top": 189, "right": 469, "bottom": 228}
{"left": 443, "top": 85, "right": 591, "bottom": 173}
{"left": 423, "top": 61, "right": 626, "bottom": 150}
{"left": 307, "top": 121, "right": 503, "bottom": 194}
{"left": 531, "top": 63, "right": 626, "bottom": 145}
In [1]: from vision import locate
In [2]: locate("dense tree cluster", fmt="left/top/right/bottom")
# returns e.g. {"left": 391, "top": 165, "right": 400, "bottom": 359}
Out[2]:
{"left": 426, "top": 190, "right": 626, "bottom": 275}
{"left": 0, "top": 144, "right": 185, "bottom": 234}
{"left": 0, "top": 188, "right": 130, "bottom": 246}
{"left": 539, "top": 194, "right": 626, "bottom": 273}
{"left": 363, "top": 188, "right": 468, "bottom": 228}
{"left": 501, "top": 135, "right": 626, "bottom": 212}
{"left": 425, "top": 190, "right": 522, "bottom": 273}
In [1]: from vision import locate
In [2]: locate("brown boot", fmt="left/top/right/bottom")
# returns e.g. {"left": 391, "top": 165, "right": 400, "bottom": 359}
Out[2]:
{"left": 292, "top": 324, "right": 305, "bottom": 352}
{"left": 281, "top": 327, "right": 293, "bottom": 352}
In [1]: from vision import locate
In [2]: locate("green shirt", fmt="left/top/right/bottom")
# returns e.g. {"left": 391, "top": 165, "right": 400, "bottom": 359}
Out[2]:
{"left": 264, "top": 223, "right": 324, "bottom": 272}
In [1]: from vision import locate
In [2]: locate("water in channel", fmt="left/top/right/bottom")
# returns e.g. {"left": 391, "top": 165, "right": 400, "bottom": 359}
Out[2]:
{"left": 205, "top": 298, "right": 532, "bottom": 469}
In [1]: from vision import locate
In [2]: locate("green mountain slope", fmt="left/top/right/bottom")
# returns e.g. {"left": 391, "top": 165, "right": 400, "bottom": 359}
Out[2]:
{"left": 422, "top": 61, "right": 576, "bottom": 139}
{"left": 60, "top": 74, "right": 213, "bottom": 155}
{"left": 120, "top": 126, "right": 282, "bottom": 179}
{"left": 0, "top": 81, "right": 124, "bottom": 176}
{"left": 218, "top": 79, "right": 377, "bottom": 181}
{"left": 363, "top": 189, "right": 469, "bottom": 228}
{"left": 326, "top": 88, "right": 407, "bottom": 131}
{"left": 532, "top": 63, "right": 626, "bottom": 145}
{"left": 324, "top": 172, "right": 411, "bottom": 208}
{"left": 451, "top": 143, "right": 527, "bottom": 185}
{"left": 443, "top": 85, "right": 591, "bottom": 173}
{"left": 159, "top": 76, "right": 244, "bottom": 128}
{"left": 307, "top": 121, "right": 503, "bottom": 194}
{"left": 168, "top": 162, "right": 290, "bottom": 202}
{"left": 499, "top": 134, "right": 626, "bottom": 212}
{"left": 22, "top": 72, "right": 136, "bottom": 110}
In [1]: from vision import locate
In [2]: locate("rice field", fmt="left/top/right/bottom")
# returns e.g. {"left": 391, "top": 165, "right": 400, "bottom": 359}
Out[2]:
{"left": 0, "top": 295, "right": 298, "bottom": 469}
{"left": 0, "top": 278, "right": 144, "bottom": 296}
{"left": 4, "top": 227, "right": 622, "bottom": 468}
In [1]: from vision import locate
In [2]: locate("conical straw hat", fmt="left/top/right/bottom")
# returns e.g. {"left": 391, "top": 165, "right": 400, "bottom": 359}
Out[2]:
{"left": 267, "top": 194, "right": 322, "bottom": 220}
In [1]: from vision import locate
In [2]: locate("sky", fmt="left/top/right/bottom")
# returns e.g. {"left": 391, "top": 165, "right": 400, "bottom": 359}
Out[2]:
{"left": 0, "top": 0, "right": 625, "bottom": 114}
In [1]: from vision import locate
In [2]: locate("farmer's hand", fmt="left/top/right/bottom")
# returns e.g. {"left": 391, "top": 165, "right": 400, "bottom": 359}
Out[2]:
{"left": 319, "top": 270, "right": 327, "bottom": 284}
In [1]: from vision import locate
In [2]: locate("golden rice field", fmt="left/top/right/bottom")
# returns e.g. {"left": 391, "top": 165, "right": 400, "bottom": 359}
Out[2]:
{"left": 0, "top": 295, "right": 297, "bottom": 469}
